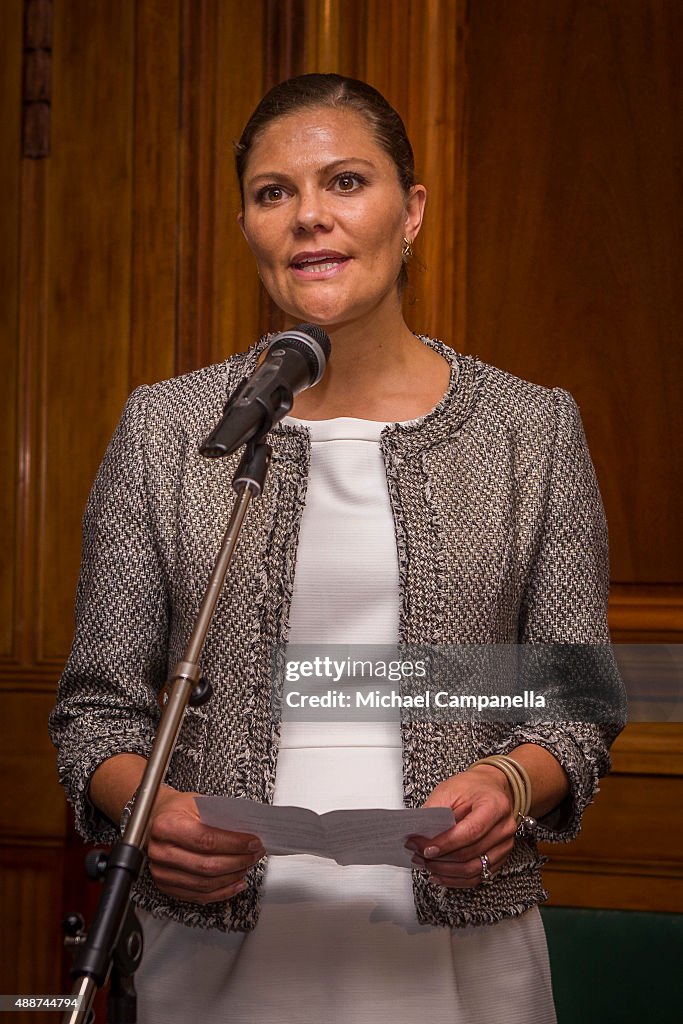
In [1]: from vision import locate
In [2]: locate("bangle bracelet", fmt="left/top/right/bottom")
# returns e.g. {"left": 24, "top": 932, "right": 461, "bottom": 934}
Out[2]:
{"left": 470, "top": 753, "right": 536, "bottom": 829}
{"left": 470, "top": 756, "right": 524, "bottom": 819}
{"left": 470, "top": 755, "right": 538, "bottom": 836}
{"left": 487, "top": 755, "right": 533, "bottom": 817}
{"left": 503, "top": 755, "right": 532, "bottom": 816}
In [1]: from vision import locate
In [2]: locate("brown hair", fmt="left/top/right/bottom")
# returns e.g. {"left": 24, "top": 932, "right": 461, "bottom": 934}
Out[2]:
{"left": 235, "top": 73, "right": 417, "bottom": 290}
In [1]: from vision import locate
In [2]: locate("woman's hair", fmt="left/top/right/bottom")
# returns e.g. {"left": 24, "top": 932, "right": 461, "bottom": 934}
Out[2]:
{"left": 235, "top": 73, "right": 417, "bottom": 290}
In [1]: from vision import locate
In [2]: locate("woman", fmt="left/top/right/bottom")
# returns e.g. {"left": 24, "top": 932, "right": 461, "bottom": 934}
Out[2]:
{"left": 51, "top": 74, "right": 623, "bottom": 1023}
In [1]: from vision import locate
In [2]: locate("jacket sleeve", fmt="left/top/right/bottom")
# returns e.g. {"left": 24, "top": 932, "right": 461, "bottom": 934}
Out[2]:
{"left": 48, "top": 386, "right": 169, "bottom": 843}
{"left": 496, "top": 387, "right": 627, "bottom": 842}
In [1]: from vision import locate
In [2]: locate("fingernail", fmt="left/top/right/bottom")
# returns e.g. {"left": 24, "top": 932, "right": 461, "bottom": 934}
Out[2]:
{"left": 405, "top": 840, "right": 418, "bottom": 852}
{"left": 233, "top": 880, "right": 248, "bottom": 894}
{"left": 423, "top": 845, "right": 440, "bottom": 858}
{"left": 428, "top": 875, "right": 445, "bottom": 886}
{"left": 248, "top": 840, "right": 264, "bottom": 853}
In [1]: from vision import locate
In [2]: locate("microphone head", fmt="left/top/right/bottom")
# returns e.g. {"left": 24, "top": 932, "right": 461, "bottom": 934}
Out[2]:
{"left": 267, "top": 323, "right": 332, "bottom": 386}
{"left": 290, "top": 323, "right": 332, "bottom": 359}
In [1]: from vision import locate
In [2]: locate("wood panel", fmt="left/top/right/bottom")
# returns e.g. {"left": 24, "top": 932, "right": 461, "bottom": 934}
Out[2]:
{"left": 464, "top": 0, "right": 683, "bottom": 589}
{"left": 611, "top": 723, "right": 683, "bottom": 776}
{"left": 175, "top": 0, "right": 266, "bottom": 372}
{"left": 129, "top": 0, "right": 181, "bottom": 390}
{"left": 540, "top": 771, "right": 683, "bottom": 912}
{"left": 0, "top": 845, "right": 66, "bottom": 1022}
{"left": 0, "top": 0, "right": 23, "bottom": 661}
{"left": 539, "top": 722, "right": 683, "bottom": 910}
{"left": 209, "top": 0, "right": 266, "bottom": 365}
{"left": 0, "top": 691, "right": 65, "bottom": 841}
{"left": 364, "top": 0, "right": 465, "bottom": 344}
{"left": 609, "top": 584, "right": 683, "bottom": 643}
{"left": 39, "top": 0, "right": 136, "bottom": 662}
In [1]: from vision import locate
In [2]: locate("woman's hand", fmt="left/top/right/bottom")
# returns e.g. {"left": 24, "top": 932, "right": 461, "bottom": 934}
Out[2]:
{"left": 145, "top": 789, "right": 266, "bottom": 905}
{"left": 406, "top": 765, "right": 517, "bottom": 887}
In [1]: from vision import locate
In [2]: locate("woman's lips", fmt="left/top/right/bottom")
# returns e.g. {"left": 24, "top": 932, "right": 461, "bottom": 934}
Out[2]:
{"left": 289, "top": 252, "right": 351, "bottom": 279}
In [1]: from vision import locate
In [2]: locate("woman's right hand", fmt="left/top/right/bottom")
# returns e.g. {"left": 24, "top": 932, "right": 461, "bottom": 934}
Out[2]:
{"left": 146, "top": 789, "right": 266, "bottom": 904}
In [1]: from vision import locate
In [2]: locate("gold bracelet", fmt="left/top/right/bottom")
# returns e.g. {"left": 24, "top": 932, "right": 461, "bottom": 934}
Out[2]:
{"left": 502, "top": 755, "right": 532, "bottom": 816}
{"left": 471, "top": 755, "right": 538, "bottom": 836}
{"left": 470, "top": 756, "right": 524, "bottom": 819}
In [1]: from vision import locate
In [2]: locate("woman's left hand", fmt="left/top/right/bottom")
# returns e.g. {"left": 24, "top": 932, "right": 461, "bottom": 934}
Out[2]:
{"left": 406, "top": 765, "right": 517, "bottom": 887}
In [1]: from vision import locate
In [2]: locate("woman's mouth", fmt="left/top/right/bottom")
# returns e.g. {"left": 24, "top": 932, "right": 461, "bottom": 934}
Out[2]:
{"left": 289, "top": 252, "right": 351, "bottom": 277}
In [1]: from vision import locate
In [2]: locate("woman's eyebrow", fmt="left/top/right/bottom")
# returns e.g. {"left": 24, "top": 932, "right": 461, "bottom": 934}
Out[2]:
{"left": 246, "top": 157, "right": 377, "bottom": 187}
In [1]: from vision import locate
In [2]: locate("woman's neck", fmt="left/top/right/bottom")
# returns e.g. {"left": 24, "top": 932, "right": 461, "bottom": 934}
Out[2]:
{"left": 287, "top": 311, "right": 452, "bottom": 422}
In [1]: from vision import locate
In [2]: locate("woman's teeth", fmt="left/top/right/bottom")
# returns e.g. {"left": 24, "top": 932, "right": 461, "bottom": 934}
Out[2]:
{"left": 293, "top": 256, "right": 348, "bottom": 273}
{"left": 300, "top": 260, "right": 339, "bottom": 272}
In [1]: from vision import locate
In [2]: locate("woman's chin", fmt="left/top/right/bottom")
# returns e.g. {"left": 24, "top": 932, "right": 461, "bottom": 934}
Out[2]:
{"left": 277, "top": 295, "right": 389, "bottom": 333}
{"left": 279, "top": 304, "right": 352, "bottom": 331}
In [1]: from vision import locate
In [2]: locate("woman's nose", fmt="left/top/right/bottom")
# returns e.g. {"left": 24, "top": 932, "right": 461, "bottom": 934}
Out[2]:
{"left": 293, "top": 188, "right": 333, "bottom": 232}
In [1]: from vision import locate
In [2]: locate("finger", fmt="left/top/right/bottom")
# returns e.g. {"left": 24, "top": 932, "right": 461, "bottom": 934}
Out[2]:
{"left": 149, "top": 860, "right": 253, "bottom": 896}
{"left": 412, "top": 796, "right": 511, "bottom": 859}
{"left": 419, "top": 838, "right": 514, "bottom": 889}
{"left": 442, "top": 818, "right": 517, "bottom": 864}
{"left": 147, "top": 840, "right": 264, "bottom": 880}
{"left": 410, "top": 817, "right": 516, "bottom": 867}
{"left": 152, "top": 812, "right": 265, "bottom": 858}
{"left": 155, "top": 876, "right": 250, "bottom": 905}
{"left": 414, "top": 837, "right": 513, "bottom": 878}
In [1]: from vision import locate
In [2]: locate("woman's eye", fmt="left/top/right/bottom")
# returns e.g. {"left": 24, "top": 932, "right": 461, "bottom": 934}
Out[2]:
{"left": 256, "top": 185, "right": 285, "bottom": 204}
{"left": 334, "top": 173, "right": 366, "bottom": 192}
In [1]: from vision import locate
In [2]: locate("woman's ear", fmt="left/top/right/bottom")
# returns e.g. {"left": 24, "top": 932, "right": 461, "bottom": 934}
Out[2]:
{"left": 405, "top": 184, "right": 427, "bottom": 242}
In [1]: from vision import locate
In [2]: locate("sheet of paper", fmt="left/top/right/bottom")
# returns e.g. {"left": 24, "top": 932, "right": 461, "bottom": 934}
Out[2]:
{"left": 196, "top": 796, "right": 454, "bottom": 868}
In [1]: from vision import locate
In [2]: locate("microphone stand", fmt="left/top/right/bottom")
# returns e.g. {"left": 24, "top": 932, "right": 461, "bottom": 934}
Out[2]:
{"left": 62, "top": 439, "right": 272, "bottom": 1024}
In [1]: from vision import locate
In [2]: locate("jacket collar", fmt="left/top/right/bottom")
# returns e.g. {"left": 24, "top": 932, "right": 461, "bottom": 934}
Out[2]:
{"left": 224, "top": 334, "right": 480, "bottom": 457}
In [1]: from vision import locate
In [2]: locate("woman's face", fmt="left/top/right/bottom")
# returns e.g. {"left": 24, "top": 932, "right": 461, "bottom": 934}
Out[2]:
{"left": 238, "top": 106, "right": 426, "bottom": 330}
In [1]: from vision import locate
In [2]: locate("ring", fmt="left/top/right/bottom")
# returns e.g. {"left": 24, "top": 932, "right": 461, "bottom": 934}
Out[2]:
{"left": 479, "top": 853, "right": 492, "bottom": 884}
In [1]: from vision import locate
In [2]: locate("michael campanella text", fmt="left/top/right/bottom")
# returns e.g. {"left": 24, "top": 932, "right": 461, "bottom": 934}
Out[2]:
{"left": 284, "top": 690, "right": 547, "bottom": 710}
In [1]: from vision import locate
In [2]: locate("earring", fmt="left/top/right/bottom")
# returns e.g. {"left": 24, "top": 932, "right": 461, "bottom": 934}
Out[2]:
{"left": 401, "top": 237, "right": 414, "bottom": 263}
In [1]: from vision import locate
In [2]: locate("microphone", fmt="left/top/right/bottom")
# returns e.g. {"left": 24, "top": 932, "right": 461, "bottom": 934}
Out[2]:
{"left": 200, "top": 323, "right": 331, "bottom": 458}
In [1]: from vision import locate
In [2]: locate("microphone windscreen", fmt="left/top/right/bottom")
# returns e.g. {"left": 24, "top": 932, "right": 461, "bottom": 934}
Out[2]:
{"left": 267, "top": 324, "right": 332, "bottom": 386}
{"left": 292, "top": 323, "right": 332, "bottom": 360}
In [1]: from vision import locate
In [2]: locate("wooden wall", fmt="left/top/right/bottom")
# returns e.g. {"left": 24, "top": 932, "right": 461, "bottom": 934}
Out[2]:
{"left": 1, "top": 0, "right": 681, "bottom": 1006}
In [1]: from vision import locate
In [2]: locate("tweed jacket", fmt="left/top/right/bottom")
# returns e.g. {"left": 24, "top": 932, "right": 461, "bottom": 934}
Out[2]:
{"left": 50, "top": 336, "right": 624, "bottom": 931}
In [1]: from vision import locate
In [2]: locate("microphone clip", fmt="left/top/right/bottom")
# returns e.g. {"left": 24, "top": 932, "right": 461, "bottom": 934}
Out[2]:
{"left": 199, "top": 370, "right": 292, "bottom": 459}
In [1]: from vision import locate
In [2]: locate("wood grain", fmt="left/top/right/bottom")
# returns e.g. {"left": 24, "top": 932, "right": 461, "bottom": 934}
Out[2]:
{"left": 0, "top": 844, "right": 65, "bottom": 1022}
{"left": 176, "top": 0, "right": 265, "bottom": 371}
{"left": 22, "top": 0, "right": 53, "bottom": 158}
{"left": 0, "top": 0, "right": 23, "bottom": 660}
{"left": 611, "top": 723, "right": 683, "bottom": 776}
{"left": 39, "top": 0, "right": 135, "bottom": 661}
{"left": 0, "top": 690, "right": 66, "bottom": 840}
{"left": 210, "top": 0, "right": 265, "bottom": 363}
{"left": 129, "top": 0, "right": 180, "bottom": 389}
{"left": 464, "top": 0, "right": 683, "bottom": 586}
{"left": 16, "top": 169, "right": 49, "bottom": 671}
{"left": 609, "top": 583, "right": 683, "bottom": 642}
{"left": 540, "top": 772, "right": 683, "bottom": 911}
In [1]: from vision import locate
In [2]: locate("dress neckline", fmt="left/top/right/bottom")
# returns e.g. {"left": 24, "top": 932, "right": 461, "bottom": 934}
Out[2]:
{"left": 282, "top": 416, "right": 388, "bottom": 443}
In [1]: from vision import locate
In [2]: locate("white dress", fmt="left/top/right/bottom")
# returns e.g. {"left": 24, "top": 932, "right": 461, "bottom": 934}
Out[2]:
{"left": 136, "top": 417, "right": 557, "bottom": 1024}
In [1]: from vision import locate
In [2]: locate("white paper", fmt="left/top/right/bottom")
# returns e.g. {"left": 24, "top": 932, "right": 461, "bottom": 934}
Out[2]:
{"left": 196, "top": 796, "right": 455, "bottom": 868}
